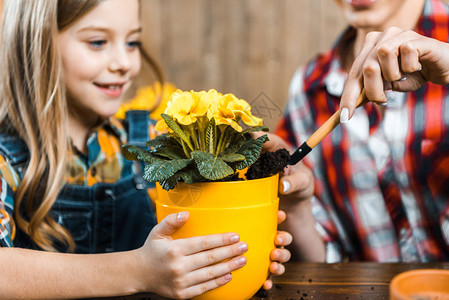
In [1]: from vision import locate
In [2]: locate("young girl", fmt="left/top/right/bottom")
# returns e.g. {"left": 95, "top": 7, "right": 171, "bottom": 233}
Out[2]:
{"left": 0, "top": 0, "right": 291, "bottom": 298}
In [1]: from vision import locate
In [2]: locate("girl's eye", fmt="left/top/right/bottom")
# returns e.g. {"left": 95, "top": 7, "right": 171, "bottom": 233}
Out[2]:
{"left": 88, "top": 40, "right": 107, "bottom": 49}
{"left": 127, "top": 40, "right": 142, "bottom": 49}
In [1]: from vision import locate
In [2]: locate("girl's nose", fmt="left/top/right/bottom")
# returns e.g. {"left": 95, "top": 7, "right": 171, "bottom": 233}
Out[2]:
{"left": 109, "top": 45, "right": 132, "bottom": 73}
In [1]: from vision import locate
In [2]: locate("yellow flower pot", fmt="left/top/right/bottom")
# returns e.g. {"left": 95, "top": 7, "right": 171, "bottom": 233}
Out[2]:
{"left": 155, "top": 174, "right": 279, "bottom": 300}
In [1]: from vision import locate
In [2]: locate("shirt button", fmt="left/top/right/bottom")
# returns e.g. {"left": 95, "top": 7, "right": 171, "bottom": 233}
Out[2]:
{"left": 91, "top": 166, "right": 97, "bottom": 176}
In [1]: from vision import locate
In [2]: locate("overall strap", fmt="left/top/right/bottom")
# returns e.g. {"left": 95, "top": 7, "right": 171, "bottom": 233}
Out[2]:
{"left": 125, "top": 110, "right": 156, "bottom": 148}
{"left": 0, "top": 133, "right": 29, "bottom": 174}
{"left": 124, "top": 110, "right": 156, "bottom": 190}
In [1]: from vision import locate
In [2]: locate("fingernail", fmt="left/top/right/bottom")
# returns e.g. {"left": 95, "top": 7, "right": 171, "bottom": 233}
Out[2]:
{"left": 230, "top": 235, "right": 240, "bottom": 243}
{"left": 379, "top": 102, "right": 388, "bottom": 106}
{"left": 277, "top": 237, "right": 284, "bottom": 245}
{"left": 417, "top": 66, "right": 422, "bottom": 72}
{"left": 340, "top": 107, "right": 349, "bottom": 124}
{"left": 282, "top": 180, "right": 291, "bottom": 193}
{"left": 177, "top": 211, "right": 187, "bottom": 221}
{"left": 398, "top": 77, "right": 407, "bottom": 81}
{"left": 239, "top": 243, "right": 248, "bottom": 252}
{"left": 237, "top": 257, "right": 247, "bottom": 266}
{"left": 224, "top": 274, "right": 232, "bottom": 281}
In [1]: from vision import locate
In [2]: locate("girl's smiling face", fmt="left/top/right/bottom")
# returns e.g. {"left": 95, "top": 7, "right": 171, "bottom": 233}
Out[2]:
{"left": 58, "top": 0, "right": 141, "bottom": 124}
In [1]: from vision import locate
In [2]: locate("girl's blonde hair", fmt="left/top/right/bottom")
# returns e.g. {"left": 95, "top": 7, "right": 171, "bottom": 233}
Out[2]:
{"left": 0, "top": 0, "right": 163, "bottom": 252}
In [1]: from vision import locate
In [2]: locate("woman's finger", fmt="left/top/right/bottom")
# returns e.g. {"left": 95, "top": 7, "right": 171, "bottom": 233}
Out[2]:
{"left": 399, "top": 41, "right": 422, "bottom": 73}
{"left": 340, "top": 31, "right": 382, "bottom": 120}
{"left": 363, "top": 58, "right": 387, "bottom": 103}
{"left": 279, "top": 164, "right": 313, "bottom": 199}
{"left": 377, "top": 43, "right": 404, "bottom": 82}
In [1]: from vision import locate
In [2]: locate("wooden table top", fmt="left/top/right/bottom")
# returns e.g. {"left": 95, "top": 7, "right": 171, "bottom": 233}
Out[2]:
{"left": 93, "top": 262, "right": 449, "bottom": 300}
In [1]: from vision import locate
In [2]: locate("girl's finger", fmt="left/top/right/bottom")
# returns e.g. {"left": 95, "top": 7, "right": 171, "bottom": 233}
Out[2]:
{"left": 274, "top": 231, "right": 293, "bottom": 247}
{"left": 179, "top": 233, "right": 240, "bottom": 255}
{"left": 180, "top": 273, "right": 234, "bottom": 299}
{"left": 187, "top": 242, "right": 248, "bottom": 270}
{"left": 184, "top": 255, "right": 246, "bottom": 288}
{"left": 271, "top": 248, "right": 291, "bottom": 263}
{"left": 269, "top": 262, "right": 285, "bottom": 276}
{"left": 263, "top": 279, "right": 273, "bottom": 290}
{"left": 277, "top": 210, "right": 287, "bottom": 225}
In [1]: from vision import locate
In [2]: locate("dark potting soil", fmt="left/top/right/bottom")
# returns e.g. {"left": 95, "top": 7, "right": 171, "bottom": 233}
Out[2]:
{"left": 246, "top": 149, "right": 290, "bottom": 180}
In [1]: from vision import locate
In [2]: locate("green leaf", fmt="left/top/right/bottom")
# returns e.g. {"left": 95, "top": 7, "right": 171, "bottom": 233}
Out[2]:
{"left": 242, "top": 126, "right": 270, "bottom": 134}
{"left": 151, "top": 146, "right": 187, "bottom": 160}
{"left": 222, "top": 133, "right": 245, "bottom": 155}
{"left": 219, "top": 153, "right": 246, "bottom": 163}
{"left": 147, "top": 136, "right": 187, "bottom": 160}
{"left": 122, "top": 144, "right": 146, "bottom": 161}
{"left": 205, "top": 118, "right": 216, "bottom": 153}
{"left": 143, "top": 159, "right": 192, "bottom": 182}
{"left": 160, "top": 175, "right": 180, "bottom": 191}
{"left": 191, "top": 150, "right": 234, "bottom": 180}
{"left": 160, "top": 114, "right": 193, "bottom": 150}
{"left": 178, "top": 168, "right": 204, "bottom": 184}
{"left": 145, "top": 134, "right": 180, "bottom": 149}
{"left": 122, "top": 145, "right": 159, "bottom": 164}
{"left": 235, "top": 134, "right": 269, "bottom": 169}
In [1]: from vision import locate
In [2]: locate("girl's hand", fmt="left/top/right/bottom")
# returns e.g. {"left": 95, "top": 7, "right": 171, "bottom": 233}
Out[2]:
{"left": 340, "top": 26, "right": 449, "bottom": 121}
{"left": 136, "top": 212, "right": 247, "bottom": 299}
{"left": 263, "top": 210, "right": 293, "bottom": 290}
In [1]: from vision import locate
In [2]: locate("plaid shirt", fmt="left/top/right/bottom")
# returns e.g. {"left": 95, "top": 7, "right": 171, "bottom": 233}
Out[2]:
{"left": 0, "top": 117, "right": 155, "bottom": 247}
{"left": 276, "top": 0, "right": 449, "bottom": 262}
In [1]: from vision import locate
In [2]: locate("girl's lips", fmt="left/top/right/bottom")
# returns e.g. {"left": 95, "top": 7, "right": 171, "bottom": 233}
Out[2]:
{"left": 346, "top": 0, "right": 377, "bottom": 8}
{"left": 94, "top": 82, "right": 125, "bottom": 98}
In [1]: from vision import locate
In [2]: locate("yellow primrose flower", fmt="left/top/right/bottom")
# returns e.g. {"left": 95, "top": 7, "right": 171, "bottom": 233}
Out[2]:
{"left": 208, "top": 93, "right": 263, "bottom": 132}
{"left": 208, "top": 93, "right": 242, "bottom": 131}
{"left": 164, "top": 90, "right": 210, "bottom": 126}
{"left": 223, "top": 94, "right": 263, "bottom": 127}
{"left": 115, "top": 82, "right": 176, "bottom": 120}
{"left": 156, "top": 89, "right": 221, "bottom": 132}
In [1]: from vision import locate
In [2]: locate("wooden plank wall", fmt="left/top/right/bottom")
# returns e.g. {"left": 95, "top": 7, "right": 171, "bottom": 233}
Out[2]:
{"left": 138, "top": 0, "right": 348, "bottom": 129}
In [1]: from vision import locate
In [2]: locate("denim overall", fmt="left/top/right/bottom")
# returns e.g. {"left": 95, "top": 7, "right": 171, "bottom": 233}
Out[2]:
{"left": 0, "top": 111, "right": 157, "bottom": 253}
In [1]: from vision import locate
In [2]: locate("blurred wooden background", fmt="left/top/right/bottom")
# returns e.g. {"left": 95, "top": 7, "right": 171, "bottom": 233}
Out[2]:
{"left": 138, "top": 0, "right": 348, "bottom": 130}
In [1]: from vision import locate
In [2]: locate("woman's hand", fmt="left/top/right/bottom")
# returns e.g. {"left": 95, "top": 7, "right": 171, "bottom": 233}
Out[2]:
{"left": 137, "top": 212, "right": 247, "bottom": 299}
{"left": 261, "top": 133, "right": 324, "bottom": 262}
{"left": 260, "top": 133, "right": 314, "bottom": 202}
{"left": 340, "top": 26, "right": 449, "bottom": 121}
